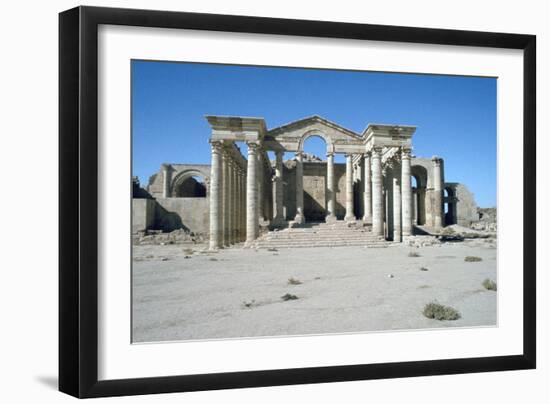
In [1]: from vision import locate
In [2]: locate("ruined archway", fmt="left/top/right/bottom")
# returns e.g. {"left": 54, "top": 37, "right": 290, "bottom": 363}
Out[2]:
{"left": 171, "top": 170, "right": 210, "bottom": 198}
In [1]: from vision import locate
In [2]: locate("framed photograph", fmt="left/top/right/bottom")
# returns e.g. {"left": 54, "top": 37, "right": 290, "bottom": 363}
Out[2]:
{"left": 59, "top": 6, "right": 536, "bottom": 398}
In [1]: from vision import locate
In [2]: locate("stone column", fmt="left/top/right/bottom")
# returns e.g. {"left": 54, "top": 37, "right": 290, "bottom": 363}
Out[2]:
{"left": 413, "top": 189, "right": 418, "bottom": 225}
{"left": 234, "top": 167, "right": 240, "bottom": 242}
{"left": 294, "top": 152, "right": 305, "bottom": 224}
{"left": 231, "top": 160, "right": 239, "bottom": 244}
{"left": 371, "top": 148, "right": 384, "bottom": 237}
{"left": 246, "top": 143, "right": 259, "bottom": 244}
{"left": 161, "top": 164, "right": 172, "bottom": 198}
{"left": 257, "top": 152, "right": 265, "bottom": 223}
{"left": 241, "top": 168, "right": 246, "bottom": 241}
{"left": 226, "top": 159, "right": 233, "bottom": 245}
{"left": 273, "top": 151, "right": 285, "bottom": 224}
{"left": 326, "top": 152, "right": 336, "bottom": 222}
{"left": 432, "top": 156, "right": 444, "bottom": 229}
{"left": 362, "top": 152, "right": 372, "bottom": 223}
{"left": 401, "top": 148, "right": 413, "bottom": 236}
{"left": 393, "top": 162, "right": 402, "bottom": 242}
{"left": 222, "top": 150, "right": 230, "bottom": 247}
{"left": 208, "top": 142, "right": 222, "bottom": 249}
{"left": 344, "top": 154, "right": 355, "bottom": 222}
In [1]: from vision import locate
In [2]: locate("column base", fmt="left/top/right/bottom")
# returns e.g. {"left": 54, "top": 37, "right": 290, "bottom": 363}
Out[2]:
{"left": 344, "top": 214, "right": 356, "bottom": 223}
{"left": 293, "top": 214, "right": 305, "bottom": 224}
{"left": 325, "top": 214, "right": 337, "bottom": 224}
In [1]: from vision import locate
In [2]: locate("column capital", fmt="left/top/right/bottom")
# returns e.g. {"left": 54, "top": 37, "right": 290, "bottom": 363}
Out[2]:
{"left": 371, "top": 147, "right": 383, "bottom": 157}
{"left": 401, "top": 147, "right": 412, "bottom": 158}
{"left": 326, "top": 151, "right": 335, "bottom": 158}
{"left": 246, "top": 141, "right": 261, "bottom": 153}
{"left": 209, "top": 140, "right": 224, "bottom": 152}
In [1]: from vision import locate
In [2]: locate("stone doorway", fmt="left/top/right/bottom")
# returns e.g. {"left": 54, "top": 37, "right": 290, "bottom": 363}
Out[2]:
{"left": 303, "top": 170, "right": 326, "bottom": 222}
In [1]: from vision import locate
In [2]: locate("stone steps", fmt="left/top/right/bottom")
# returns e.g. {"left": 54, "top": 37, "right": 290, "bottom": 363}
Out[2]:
{"left": 252, "top": 221, "right": 390, "bottom": 249}
{"left": 253, "top": 240, "right": 389, "bottom": 249}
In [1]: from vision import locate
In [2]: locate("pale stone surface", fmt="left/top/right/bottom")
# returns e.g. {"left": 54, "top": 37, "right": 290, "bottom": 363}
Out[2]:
{"left": 132, "top": 241, "right": 497, "bottom": 342}
{"left": 371, "top": 148, "right": 384, "bottom": 236}
{"left": 208, "top": 142, "right": 222, "bottom": 249}
{"left": 432, "top": 156, "right": 444, "bottom": 229}
{"left": 401, "top": 149, "right": 412, "bottom": 235}
{"left": 246, "top": 143, "right": 259, "bottom": 244}
{"left": 344, "top": 154, "right": 355, "bottom": 221}
{"left": 294, "top": 152, "right": 305, "bottom": 224}
{"left": 363, "top": 153, "right": 372, "bottom": 222}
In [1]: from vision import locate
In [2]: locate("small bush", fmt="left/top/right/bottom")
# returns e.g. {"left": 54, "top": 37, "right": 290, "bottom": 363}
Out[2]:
{"left": 420, "top": 267, "right": 429, "bottom": 271}
{"left": 209, "top": 258, "right": 218, "bottom": 261}
{"left": 288, "top": 277, "right": 302, "bottom": 285}
{"left": 423, "top": 302, "right": 461, "bottom": 321}
{"left": 267, "top": 248, "right": 278, "bottom": 252}
{"left": 464, "top": 256, "right": 482, "bottom": 262}
{"left": 482, "top": 278, "right": 497, "bottom": 291}
{"left": 281, "top": 293, "right": 299, "bottom": 301}
{"left": 408, "top": 251, "right": 421, "bottom": 257}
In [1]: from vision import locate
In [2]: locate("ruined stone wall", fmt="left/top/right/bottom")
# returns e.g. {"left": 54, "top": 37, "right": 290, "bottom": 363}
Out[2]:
{"left": 132, "top": 198, "right": 156, "bottom": 233}
{"left": 455, "top": 183, "right": 478, "bottom": 226}
{"left": 154, "top": 197, "right": 210, "bottom": 234}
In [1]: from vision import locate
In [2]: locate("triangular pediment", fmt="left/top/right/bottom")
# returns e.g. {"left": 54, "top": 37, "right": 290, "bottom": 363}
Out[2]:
{"left": 267, "top": 115, "right": 361, "bottom": 140}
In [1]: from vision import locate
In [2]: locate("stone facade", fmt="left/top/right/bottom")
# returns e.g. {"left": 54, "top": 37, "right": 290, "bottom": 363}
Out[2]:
{"left": 132, "top": 115, "right": 479, "bottom": 247}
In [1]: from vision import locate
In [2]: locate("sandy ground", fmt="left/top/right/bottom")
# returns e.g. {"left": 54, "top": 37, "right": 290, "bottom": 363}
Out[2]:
{"left": 132, "top": 240, "right": 497, "bottom": 343}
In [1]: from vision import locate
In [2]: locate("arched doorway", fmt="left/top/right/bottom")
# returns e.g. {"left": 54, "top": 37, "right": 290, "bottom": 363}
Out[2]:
{"left": 171, "top": 171, "right": 209, "bottom": 198}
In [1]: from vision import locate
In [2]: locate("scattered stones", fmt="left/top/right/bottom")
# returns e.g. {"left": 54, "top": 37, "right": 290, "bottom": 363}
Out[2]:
{"left": 287, "top": 277, "right": 302, "bottom": 285}
{"left": 408, "top": 251, "right": 421, "bottom": 257}
{"left": 209, "top": 258, "right": 218, "bottom": 262}
{"left": 464, "top": 256, "right": 482, "bottom": 262}
{"left": 387, "top": 274, "right": 394, "bottom": 278}
{"left": 420, "top": 267, "right": 429, "bottom": 271}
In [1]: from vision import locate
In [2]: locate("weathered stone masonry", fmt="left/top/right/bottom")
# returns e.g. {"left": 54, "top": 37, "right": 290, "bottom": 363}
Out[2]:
{"left": 133, "top": 115, "right": 479, "bottom": 244}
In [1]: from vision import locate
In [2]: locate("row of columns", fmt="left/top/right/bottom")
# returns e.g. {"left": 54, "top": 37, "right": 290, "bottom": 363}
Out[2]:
{"left": 210, "top": 142, "right": 444, "bottom": 249}
{"left": 209, "top": 141, "right": 247, "bottom": 250}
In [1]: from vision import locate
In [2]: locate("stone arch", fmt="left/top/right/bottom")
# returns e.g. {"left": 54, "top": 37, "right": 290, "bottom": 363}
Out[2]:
{"left": 171, "top": 169, "right": 210, "bottom": 197}
{"left": 298, "top": 130, "right": 334, "bottom": 154}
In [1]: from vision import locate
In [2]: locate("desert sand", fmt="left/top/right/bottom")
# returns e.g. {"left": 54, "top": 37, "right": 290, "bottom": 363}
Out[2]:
{"left": 132, "top": 240, "right": 497, "bottom": 343}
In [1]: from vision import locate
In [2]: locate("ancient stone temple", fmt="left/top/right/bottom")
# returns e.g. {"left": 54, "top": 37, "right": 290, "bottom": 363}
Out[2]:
{"left": 133, "top": 115, "right": 479, "bottom": 248}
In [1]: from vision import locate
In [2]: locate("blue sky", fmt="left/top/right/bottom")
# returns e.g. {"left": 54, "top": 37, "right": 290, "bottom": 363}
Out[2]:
{"left": 132, "top": 60, "right": 496, "bottom": 207}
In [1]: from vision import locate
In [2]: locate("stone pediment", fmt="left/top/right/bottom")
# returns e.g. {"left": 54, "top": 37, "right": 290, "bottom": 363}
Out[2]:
{"left": 263, "top": 115, "right": 364, "bottom": 153}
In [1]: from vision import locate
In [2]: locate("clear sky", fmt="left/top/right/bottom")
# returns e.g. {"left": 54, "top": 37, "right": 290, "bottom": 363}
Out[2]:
{"left": 132, "top": 60, "right": 496, "bottom": 207}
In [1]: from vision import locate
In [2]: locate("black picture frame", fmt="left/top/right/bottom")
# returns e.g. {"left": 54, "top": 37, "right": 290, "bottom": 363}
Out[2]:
{"left": 59, "top": 5, "right": 536, "bottom": 398}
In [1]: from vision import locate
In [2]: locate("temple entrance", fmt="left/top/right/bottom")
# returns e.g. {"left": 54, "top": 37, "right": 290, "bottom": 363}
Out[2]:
{"left": 304, "top": 171, "right": 326, "bottom": 221}
{"left": 302, "top": 134, "right": 328, "bottom": 222}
